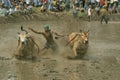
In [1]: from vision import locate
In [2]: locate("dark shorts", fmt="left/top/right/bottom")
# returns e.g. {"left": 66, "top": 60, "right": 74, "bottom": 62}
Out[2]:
{"left": 44, "top": 42, "right": 58, "bottom": 50}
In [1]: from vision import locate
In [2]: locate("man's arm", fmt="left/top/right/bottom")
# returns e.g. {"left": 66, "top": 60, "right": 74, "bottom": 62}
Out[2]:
{"left": 52, "top": 30, "right": 64, "bottom": 37}
{"left": 28, "top": 27, "right": 44, "bottom": 35}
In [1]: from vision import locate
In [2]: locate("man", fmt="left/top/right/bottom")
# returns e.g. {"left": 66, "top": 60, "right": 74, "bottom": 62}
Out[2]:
{"left": 28, "top": 24, "right": 64, "bottom": 51}
{"left": 100, "top": 6, "right": 108, "bottom": 24}
{"left": 88, "top": 5, "right": 92, "bottom": 22}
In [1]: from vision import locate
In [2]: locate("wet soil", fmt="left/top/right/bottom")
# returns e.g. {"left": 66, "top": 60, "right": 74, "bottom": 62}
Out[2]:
{"left": 0, "top": 16, "right": 120, "bottom": 80}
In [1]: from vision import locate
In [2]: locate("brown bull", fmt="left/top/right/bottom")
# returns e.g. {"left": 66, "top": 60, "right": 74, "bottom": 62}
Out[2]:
{"left": 68, "top": 30, "right": 89, "bottom": 57}
{"left": 14, "top": 26, "right": 39, "bottom": 59}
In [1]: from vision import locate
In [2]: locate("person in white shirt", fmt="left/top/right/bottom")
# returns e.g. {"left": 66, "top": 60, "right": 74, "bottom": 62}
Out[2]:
{"left": 9, "top": 7, "right": 14, "bottom": 15}
{"left": 88, "top": 5, "right": 92, "bottom": 22}
{"left": 26, "top": 0, "right": 30, "bottom": 5}
{"left": 96, "top": 0, "right": 100, "bottom": 6}
{"left": 113, "top": 0, "right": 118, "bottom": 7}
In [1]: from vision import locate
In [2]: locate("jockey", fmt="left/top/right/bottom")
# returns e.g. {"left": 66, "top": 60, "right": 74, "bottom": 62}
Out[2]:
{"left": 29, "top": 24, "right": 64, "bottom": 51}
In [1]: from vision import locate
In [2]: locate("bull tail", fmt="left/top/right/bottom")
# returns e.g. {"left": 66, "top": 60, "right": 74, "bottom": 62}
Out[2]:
{"left": 34, "top": 41, "right": 40, "bottom": 54}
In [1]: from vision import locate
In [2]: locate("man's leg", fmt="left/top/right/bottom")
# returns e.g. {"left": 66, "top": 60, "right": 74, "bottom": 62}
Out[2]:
{"left": 101, "top": 16, "right": 103, "bottom": 24}
{"left": 41, "top": 42, "right": 49, "bottom": 51}
{"left": 51, "top": 42, "right": 58, "bottom": 52}
{"left": 88, "top": 16, "right": 91, "bottom": 22}
{"left": 105, "top": 17, "right": 108, "bottom": 24}
{"left": 104, "top": 16, "right": 108, "bottom": 24}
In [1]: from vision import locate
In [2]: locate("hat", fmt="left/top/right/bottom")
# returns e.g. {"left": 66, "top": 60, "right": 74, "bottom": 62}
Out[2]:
{"left": 44, "top": 24, "right": 50, "bottom": 30}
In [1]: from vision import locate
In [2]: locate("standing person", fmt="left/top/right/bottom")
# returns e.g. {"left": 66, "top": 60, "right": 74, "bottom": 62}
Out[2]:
{"left": 88, "top": 5, "right": 92, "bottom": 22}
{"left": 72, "top": 6, "right": 78, "bottom": 17}
{"left": 90, "top": 0, "right": 95, "bottom": 8}
{"left": 33, "top": 0, "right": 39, "bottom": 7}
{"left": 0, "top": 4, "right": 9, "bottom": 17}
{"left": 100, "top": 0, "right": 104, "bottom": 8}
{"left": 28, "top": 24, "right": 64, "bottom": 51}
{"left": 26, "top": 0, "right": 30, "bottom": 5}
{"left": 100, "top": 6, "right": 108, "bottom": 24}
{"left": 65, "top": 0, "right": 70, "bottom": 11}
{"left": 2, "top": 0, "right": 12, "bottom": 8}
{"left": 96, "top": 0, "right": 100, "bottom": 6}
{"left": 84, "top": 0, "right": 89, "bottom": 10}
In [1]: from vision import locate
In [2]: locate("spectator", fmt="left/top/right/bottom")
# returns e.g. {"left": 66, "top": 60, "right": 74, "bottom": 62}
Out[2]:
{"left": 73, "top": 6, "right": 78, "bottom": 17}
{"left": 100, "top": 6, "right": 108, "bottom": 24}
{"left": 9, "top": 6, "right": 14, "bottom": 15}
{"left": 51, "top": 0, "right": 57, "bottom": 11}
{"left": 96, "top": 0, "right": 100, "bottom": 6}
{"left": 2, "top": 0, "right": 12, "bottom": 8}
{"left": 38, "top": 0, "right": 43, "bottom": 7}
{"left": 26, "top": 0, "right": 30, "bottom": 5}
{"left": 0, "top": 4, "right": 9, "bottom": 17}
{"left": 65, "top": 0, "right": 70, "bottom": 11}
{"left": 88, "top": 5, "right": 92, "bottom": 21}
{"left": 108, "top": 4, "right": 112, "bottom": 15}
{"left": 43, "top": 0, "right": 49, "bottom": 8}
{"left": 73, "top": 0, "right": 79, "bottom": 8}
{"left": 110, "top": 0, "right": 114, "bottom": 7}
{"left": 90, "top": 0, "right": 95, "bottom": 8}
{"left": 84, "top": 0, "right": 89, "bottom": 10}
{"left": 113, "top": 0, "right": 118, "bottom": 7}
{"left": 34, "top": 0, "right": 39, "bottom": 7}
{"left": 100, "top": 0, "right": 104, "bottom": 7}
{"left": 95, "top": 5, "right": 100, "bottom": 16}
{"left": 40, "top": 3, "right": 47, "bottom": 12}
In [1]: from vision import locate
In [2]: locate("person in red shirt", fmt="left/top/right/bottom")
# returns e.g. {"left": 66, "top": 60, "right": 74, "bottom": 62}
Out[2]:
{"left": 100, "top": 0, "right": 105, "bottom": 7}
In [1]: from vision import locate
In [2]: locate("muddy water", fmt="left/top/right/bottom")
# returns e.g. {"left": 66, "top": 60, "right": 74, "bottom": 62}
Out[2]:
{"left": 0, "top": 20, "right": 120, "bottom": 80}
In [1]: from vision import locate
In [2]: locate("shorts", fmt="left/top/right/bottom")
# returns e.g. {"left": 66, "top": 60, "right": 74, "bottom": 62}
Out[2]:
{"left": 44, "top": 42, "right": 58, "bottom": 50}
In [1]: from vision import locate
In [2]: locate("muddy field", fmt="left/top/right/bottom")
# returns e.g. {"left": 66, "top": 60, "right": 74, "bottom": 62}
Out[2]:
{"left": 0, "top": 17, "right": 120, "bottom": 80}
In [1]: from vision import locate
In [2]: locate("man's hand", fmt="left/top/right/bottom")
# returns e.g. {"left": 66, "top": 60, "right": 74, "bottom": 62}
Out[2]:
{"left": 28, "top": 27, "right": 33, "bottom": 31}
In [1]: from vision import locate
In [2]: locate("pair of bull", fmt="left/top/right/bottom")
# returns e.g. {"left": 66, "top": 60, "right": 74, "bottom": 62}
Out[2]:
{"left": 15, "top": 26, "right": 89, "bottom": 59}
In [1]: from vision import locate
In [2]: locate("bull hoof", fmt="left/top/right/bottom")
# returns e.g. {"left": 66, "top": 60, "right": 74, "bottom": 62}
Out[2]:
{"left": 14, "top": 55, "right": 21, "bottom": 59}
{"left": 74, "top": 55, "right": 77, "bottom": 57}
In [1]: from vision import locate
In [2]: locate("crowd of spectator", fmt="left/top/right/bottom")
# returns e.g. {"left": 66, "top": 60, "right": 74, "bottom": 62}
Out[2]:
{"left": 0, "top": 0, "right": 119, "bottom": 17}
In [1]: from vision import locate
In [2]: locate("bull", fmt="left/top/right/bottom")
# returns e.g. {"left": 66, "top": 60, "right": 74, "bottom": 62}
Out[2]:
{"left": 67, "top": 30, "right": 89, "bottom": 57}
{"left": 14, "top": 26, "right": 39, "bottom": 59}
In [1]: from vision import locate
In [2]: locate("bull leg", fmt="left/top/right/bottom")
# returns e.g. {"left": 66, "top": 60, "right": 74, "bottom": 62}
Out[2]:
{"left": 73, "top": 47, "right": 77, "bottom": 57}
{"left": 73, "top": 42, "right": 80, "bottom": 57}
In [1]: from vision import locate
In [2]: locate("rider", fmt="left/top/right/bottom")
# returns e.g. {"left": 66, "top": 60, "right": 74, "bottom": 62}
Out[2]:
{"left": 28, "top": 24, "right": 64, "bottom": 51}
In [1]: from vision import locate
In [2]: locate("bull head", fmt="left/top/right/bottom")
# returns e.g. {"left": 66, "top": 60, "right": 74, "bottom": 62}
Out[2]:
{"left": 17, "top": 26, "right": 30, "bottom": 48}
{"left": 81, "top": 30, "right": 89, "bottom": 44}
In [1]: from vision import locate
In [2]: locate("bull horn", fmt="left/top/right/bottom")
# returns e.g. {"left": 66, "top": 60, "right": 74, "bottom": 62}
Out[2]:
{"left": 21, "top": 26, "right": 28, "bottom": 34}
{"left": 21, "top": 26, "right": 23, "bottom": 31}
{"left": 79, "top": 29, "right": 82, "bottom": 32}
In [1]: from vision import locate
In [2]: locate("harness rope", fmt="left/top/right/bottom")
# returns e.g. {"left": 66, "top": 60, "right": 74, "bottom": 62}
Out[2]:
{"left": 65, "top": 33, "right": 80, "bottom": 47}
{"left": 29, "top": 37, "right": 40, "bottom": 54}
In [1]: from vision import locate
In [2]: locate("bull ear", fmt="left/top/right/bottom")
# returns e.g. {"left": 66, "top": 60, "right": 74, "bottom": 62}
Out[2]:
{"left": 17, "top": 32, "right": 20, "bottom": 34}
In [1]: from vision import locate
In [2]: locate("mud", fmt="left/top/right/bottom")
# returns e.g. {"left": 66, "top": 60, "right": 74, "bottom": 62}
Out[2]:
{"left": 0, "top": 18, "right": 120, "bottom": 80}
